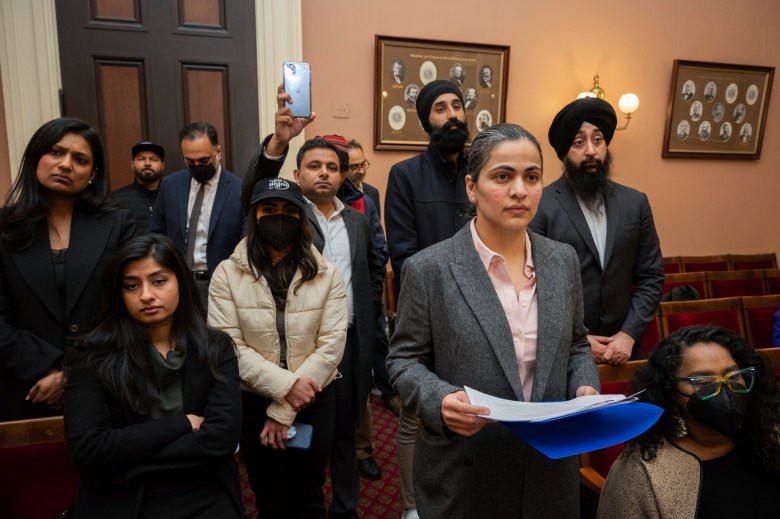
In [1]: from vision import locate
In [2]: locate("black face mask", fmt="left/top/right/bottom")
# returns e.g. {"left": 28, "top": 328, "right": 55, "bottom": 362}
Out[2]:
{"left": 256, "top": 214, "right": 300, "bottom": 251}
{"left": 686, "top": 387, "right": 750, "bottom": 437}
{"left": 189, "top": 162, "right": 217, "bottom": 183}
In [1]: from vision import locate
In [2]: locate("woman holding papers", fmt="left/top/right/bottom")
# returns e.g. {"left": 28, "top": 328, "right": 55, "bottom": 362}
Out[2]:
{"left": 386, "top": 123, "right": 599, "bottom": 519}
{"left": 598, "top": 326, "right": 780, "bottom": 518}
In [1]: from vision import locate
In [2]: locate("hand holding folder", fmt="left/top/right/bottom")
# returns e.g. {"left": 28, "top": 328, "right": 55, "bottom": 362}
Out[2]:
{"left": 464, "top": 386, "right": 663, "bottom": 459}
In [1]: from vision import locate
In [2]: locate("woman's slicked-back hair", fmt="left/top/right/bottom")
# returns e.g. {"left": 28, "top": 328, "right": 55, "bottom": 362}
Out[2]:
{"left": 466, "top": 123, "right": 543, "bottom": 184}
{"left": 1, "top": 117, "right": 117, "bottom": 249}
{"left": 625, "top": 325, "right": 780, "bottom": 472}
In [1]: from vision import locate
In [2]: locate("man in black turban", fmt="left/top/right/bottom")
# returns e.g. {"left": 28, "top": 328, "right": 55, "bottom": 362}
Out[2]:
{"left": 384, "top": 78, "right": 472, "bottom": 519}
{"left": 530, "top": 97, "right": 664, "bottom": 368}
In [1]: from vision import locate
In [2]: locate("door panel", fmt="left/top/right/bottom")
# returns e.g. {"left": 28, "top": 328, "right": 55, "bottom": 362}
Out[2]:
{"left": 182, "top": 65, "right": 230, "bottom": 167}
{"left": 96, "top": 60, "right": 146, "bottom": 189}
{"left": 56, "top": 0, "right": 258, "bottom": 189}
{"left": 93, "top": 0, "right": 139, "bottom": 21}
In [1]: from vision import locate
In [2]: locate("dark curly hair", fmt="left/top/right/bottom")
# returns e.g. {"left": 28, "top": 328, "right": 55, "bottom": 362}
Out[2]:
{"left": 624, "top": 325, "right": 780, "bottom": 472}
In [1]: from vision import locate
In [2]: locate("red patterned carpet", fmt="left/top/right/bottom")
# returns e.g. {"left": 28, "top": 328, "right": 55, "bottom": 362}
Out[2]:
{"left": 240, "top": 393, "right": 403, "bottom": 519}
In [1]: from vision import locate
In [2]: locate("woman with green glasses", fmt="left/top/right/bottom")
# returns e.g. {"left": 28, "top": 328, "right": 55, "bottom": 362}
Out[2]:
{"left": 598, "top": 325, "right": 780, "bottom": 518}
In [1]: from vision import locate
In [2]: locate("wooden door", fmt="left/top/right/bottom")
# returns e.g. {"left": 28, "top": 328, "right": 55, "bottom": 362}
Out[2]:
{"left": 55, "top": 0, "right": 259, "bottom": 188}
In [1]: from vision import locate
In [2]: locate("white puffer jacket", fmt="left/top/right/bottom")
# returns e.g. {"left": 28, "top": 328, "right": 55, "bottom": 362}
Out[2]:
{"left": 208, "top": 237, "right": 347, "bottom": 425}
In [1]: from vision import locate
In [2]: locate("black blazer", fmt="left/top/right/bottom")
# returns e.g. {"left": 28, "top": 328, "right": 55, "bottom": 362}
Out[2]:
{"left": 529, "top": 177, "right": 664, "bottom": 345}
{"left": 303, "top": 204, "right": 385, "bottom": 419}
{"left": 362, "top": 182, "right": 381, "bottom": 219}
{"left": 0, "top": 208, "right": 136, "bottom": 420}
{"left": 64, "top": 332, "right": 243, "bottom": 519}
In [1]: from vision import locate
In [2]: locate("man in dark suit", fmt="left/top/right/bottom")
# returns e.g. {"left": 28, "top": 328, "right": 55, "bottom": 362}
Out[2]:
{"left": 150, "top": 122, "right": 245, "bottom": 309}
{"left": 530, "top": 97, "right": 664, "bottom": 366}
{"left": 464, "top": 87, "right": 479, "bottom": 110}
{"left": 479, "top": 65, "right": 493, "bottom": 89}
{"left": 240, "top": 89, "right": 384, "bottom": 519}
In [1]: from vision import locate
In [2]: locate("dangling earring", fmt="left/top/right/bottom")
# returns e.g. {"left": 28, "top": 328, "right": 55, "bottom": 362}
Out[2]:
{"left": 671, "top": 405, "right": 688, "bottom": 438}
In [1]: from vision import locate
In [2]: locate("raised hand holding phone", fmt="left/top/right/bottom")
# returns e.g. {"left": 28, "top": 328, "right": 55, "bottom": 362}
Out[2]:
{"left": 283, "top": 61, "right": 312, "bottom": 118}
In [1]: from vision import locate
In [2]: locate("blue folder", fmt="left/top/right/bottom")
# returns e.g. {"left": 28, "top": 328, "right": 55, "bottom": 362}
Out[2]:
{"left": 501, "top": 401, "right": 663, "bottom": 459}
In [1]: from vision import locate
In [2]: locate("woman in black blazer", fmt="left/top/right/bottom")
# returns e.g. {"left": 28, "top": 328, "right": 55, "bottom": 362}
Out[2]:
{"left": 64, "top": 234, "right": 243, "bottom": 519}
{"left": 0, "top": 117, "right": 136, "bottom": 421}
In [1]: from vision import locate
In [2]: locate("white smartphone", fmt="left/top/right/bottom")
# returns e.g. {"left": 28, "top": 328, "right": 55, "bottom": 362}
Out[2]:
{"left": 283, "top": 61, "right": 312, "bottom": 118}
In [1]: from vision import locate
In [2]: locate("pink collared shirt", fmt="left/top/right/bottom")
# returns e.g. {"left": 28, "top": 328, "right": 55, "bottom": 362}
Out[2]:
{"left": 470, "top": 220, "right": 538, "bottom": 402}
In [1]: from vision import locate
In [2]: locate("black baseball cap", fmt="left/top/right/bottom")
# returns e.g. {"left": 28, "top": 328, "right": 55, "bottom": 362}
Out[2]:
{"left": 131, "top": 141, "right": 165, "bottom": 161}
{"left": 250, "top": 177, "right": 307, "bottom": 211}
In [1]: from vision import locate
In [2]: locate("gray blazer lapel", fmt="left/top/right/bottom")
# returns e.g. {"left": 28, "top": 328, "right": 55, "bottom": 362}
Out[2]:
{"left": 449, "top": 227, "right": 524, "bottom": 400}
{"left": 555, "top": 183, "right": 601, "bottom": 267}
{"left": 528, "top": 231, "right": 565, "bottom": 401}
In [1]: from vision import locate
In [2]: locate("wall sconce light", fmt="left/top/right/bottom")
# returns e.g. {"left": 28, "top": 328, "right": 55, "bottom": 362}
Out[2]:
{"left": 577, "top": 72, "right": 639, "bottom": 130}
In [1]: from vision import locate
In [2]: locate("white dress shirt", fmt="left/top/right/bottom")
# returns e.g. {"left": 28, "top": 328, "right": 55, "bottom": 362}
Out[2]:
{"left": 186, "top": 164, "right": 222, "bottom": 272}
{"left": 577, "top": 196, "right": 607, "bottom": 269}
{"left": 306, "top": 196, "right": 354, "bottom": 325}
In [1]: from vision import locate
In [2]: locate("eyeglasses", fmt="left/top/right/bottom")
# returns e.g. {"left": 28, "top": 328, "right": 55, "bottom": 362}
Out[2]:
{"left": 348, "top": 160, "right": 370, "bottom": 173}
{"left": 674, "top": 367, "right": 755, "bottom": 400}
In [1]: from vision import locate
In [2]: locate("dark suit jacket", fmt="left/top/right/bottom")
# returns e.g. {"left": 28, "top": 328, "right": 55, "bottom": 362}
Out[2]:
{"left": 0, "top": 208, "right": 136, "bottom": 421}
{"left": 304, "top": 203, "right": 384, "bottom": 418}
{"left": 529, "top": 177, "right": 664, "bottom": 346}
{"left": 242, "top": 135, "right": 384, "bottom": 418}
{"left": 64, "top": 332, "right": 242, "bottom": 519}
{"left": 151, "top": 169, "right": 245, "bottom": 276}
{"left": 362, "top": 182, "right": 381, "bottom": 219}
{"left": 386, "top": 225, "right": 598, "bottom": 518}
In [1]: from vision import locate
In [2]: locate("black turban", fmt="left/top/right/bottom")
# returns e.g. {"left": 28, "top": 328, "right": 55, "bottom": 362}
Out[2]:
{"left": 416, "top": 80, "right": 465, "bottom": 134}
{"left": 548, "top": 97, "right": 617, "bottom": 160}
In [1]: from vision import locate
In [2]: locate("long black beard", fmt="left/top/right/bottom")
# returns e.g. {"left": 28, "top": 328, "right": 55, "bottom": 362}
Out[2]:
{"left": 430, "top": 118, "right": 469, "bottom": 156}
{"left": 563, "top": 151, "right": 613, "bottom": 211}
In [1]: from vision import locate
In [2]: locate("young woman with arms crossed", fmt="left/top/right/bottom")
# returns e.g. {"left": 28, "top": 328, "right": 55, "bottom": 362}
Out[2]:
{"left": 64, "top": 234, "right": 242, "bottom": 518}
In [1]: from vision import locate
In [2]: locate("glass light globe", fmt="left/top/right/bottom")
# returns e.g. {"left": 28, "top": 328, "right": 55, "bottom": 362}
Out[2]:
{"left": 618, "top": 93, "right": 639, "bottom": 114}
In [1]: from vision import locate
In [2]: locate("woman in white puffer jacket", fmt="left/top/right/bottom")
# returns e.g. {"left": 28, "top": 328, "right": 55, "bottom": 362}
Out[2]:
{"left": 208, "top": 177, "right": 347, "bottom": 519}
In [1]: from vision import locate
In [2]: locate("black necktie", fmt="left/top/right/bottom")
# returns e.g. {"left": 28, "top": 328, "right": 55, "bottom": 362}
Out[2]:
{"left": 185, "top": 182, "right": 206, "bottom": 269}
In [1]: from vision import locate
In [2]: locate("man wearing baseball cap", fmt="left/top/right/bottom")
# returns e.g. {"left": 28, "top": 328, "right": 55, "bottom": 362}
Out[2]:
{"left": 384, "top": 79, "right": 472, "bottom": 519}
{"left": 112, "top": 141, "right": 165, "bottom": 231}
{"left": 530, "top": 97, "right": 664, "bottom": 366}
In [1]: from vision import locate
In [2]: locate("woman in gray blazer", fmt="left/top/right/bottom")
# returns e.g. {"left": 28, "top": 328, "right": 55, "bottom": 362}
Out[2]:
{"left": 387, "top": 123, "right": 600, "bottom": 519}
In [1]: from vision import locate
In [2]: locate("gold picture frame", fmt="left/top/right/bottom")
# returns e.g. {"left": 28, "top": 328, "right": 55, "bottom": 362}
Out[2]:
{"left": 662, "top": 60, "right": 774, "bottom": 159}
{"left": 374, "top": 35, "right": 510, "bottom": 151}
